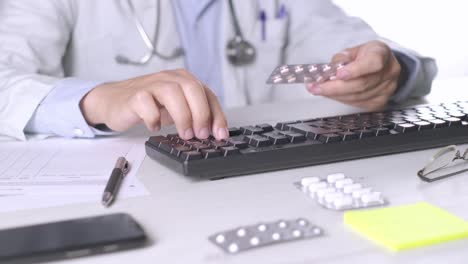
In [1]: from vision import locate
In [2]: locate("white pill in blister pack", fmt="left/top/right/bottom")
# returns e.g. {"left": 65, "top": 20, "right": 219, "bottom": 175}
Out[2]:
{"left": 294, "top": 173, "right": 386, "bottom": 211}
{"left": 266, "top": 63, "right": 345, "bottom": 85}
{"left": 327, "top": 173, "right": 345, "bottom": 183}
{"left": 208, "top": 218, "right": 323, "bottom": 254}
{"left": 300, "top": 176, "right": 320, "bottom": 187}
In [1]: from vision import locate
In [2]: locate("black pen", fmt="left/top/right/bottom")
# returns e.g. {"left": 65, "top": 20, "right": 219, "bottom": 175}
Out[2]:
{"left": 102, "top": 157, "right": 129, "bottom": 207}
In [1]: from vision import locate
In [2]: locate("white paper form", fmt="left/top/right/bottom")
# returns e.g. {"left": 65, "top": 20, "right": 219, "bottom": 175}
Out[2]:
{"left": 0, "top": 137, "right": 149, "bottom": 212}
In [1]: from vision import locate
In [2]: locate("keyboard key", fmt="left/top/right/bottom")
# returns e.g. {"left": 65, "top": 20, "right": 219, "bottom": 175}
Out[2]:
{"left": 417, "top": 114, "right": 436, "bottom": 121}
{"left": 338, "top": 131, "right": 359, "bottom": 141}
{"left": 274, "top": 121, "right": 297, "bottom": 131}
{"left": 263, "top": 132, "right": 290, "bottom": 145}
{"left": 245, "top": 135, "right": 272, "bottom": 147}
{"left": 404, "top": 117, "right": 421, "bottom": 123}
{"left": 180, "top": 151, "right": 203, "bottom": 161}
{"left": 318, "top": 133, "right": 342, "bottom": 143}
{"left": 372, "top": 127, "right": 390, "bottom": 136}
{"left": 428, "top": 119, "right": 448, "bottom": 128}
{"left": 221, "top": 146, "right": 241, "bottom": 156}
{"left": 191, "top": 143, "right": 211, "bottom": 151}
{"left": 288, "top": 124, "right": 341, "bottom": 140}
{"left": 444, "top": 117, "right": 462, "bottom": 126}
{"left": 447, "top": 112, "right": 466, "bottom": 120}
{"left": 185, "top": 139, "right": 201, "bottom": 145}
{"left": 167, "top": 133, "right": 179, "bottom": 140}
{"left": 390, "top": 120, "right": 406, "bottom": 129}
{"left": 240, "top": 126, "right": 264, "bottom": 135}
{"left": 395, "top": 123, "right": 417, "bottom": 133}
{"left": 228, "top": 127, "right": 242, "bottom": 136}
{"left": 211, "top": 140, "right": 229, "bottom": 149}
{"left": 148, "top": 136, "right": 169, "bottom": 147}
{"left": 434, "top": 114, "right": 450, "bottom": 119}
{"left": 171, "top": 145, "right": 191, "bottom": 157}
{"left": 159, "top": 141, "right": 173, "bottom": 153}
{"left": 200, "top": 138, "right": 213, "bottom": 144}
{"left": 280, "top": 131, "right": 306, "bottom": 143}
{"left": 202, "top": 149, "right": 222, "bottom": 159}
{"left": 355, "top": 129, "right": 375, "bottom": 138}
{"left": 256, "top": 123, "right": 274, "bottom": 132}
{"left": 227, "top": 140, "right": 248, "bottom": 149}
{"left": 413, "top": 121, "right": 432, "bottom": 130}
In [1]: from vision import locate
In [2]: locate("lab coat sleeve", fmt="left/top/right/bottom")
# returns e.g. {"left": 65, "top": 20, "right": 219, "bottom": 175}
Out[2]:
{"left": 0, "top": 0, "right": 74, "bottom": 140}
{"left": 24, "top": 78, "right": 118, "bottom": 138}
{"left": 284, "top": 0, "right": 437, "bottom": 102}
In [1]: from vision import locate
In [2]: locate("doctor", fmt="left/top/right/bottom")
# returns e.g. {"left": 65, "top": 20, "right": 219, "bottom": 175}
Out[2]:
{"left": 0, "top": 0, "right": 436, "bottom": 141}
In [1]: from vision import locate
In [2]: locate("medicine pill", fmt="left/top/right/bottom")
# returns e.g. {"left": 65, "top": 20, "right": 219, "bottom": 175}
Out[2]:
{"left": 327, "top": 173, "right": 345, "bottom": 183}
{"left": 300, "top": 176, "right": 320, "bottom": 187}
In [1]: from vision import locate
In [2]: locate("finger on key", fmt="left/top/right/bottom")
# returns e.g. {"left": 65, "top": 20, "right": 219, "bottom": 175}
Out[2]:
{"left": 172, "top": 73, "right": 212, "bottom": 139}
{"left": 152, "top": 82, "right": 194, "bottom": 140}
{"left": 204, "top": 87, "right": 229, "bottom": 140}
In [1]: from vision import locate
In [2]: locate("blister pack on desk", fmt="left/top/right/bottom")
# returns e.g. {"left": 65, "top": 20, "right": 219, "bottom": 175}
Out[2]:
{"left": 266, "top": 63, "right": 345, "bottom": 84}
{"left": 208, "top": 218, "right": 323, "bottom": 254}
{"left": 295, "top": 173, "right": 387, "bottom": 211}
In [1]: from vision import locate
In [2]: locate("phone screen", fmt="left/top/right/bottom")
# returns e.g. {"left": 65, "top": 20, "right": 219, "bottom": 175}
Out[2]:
{"left": 0, "top": 213, "right": 147, "bottom": 263}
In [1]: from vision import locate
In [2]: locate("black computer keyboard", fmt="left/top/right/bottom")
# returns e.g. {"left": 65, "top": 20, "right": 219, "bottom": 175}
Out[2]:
{"left": 145, "top": 101, "right": 468, "bottom": 179}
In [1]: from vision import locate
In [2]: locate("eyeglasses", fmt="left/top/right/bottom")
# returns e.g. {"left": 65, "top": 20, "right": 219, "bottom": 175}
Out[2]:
{"left": 417, "top": 145, "right": 468, "bottom": 182}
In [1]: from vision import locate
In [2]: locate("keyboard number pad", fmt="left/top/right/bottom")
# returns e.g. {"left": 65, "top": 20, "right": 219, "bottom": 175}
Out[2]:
{"left": 295, "top": 173, "right": 386, "bottom": 210}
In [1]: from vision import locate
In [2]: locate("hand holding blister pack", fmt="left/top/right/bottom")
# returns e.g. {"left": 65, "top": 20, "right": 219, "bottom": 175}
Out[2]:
{"left": 266, "top": 62, "right": 345, "bottom": 85}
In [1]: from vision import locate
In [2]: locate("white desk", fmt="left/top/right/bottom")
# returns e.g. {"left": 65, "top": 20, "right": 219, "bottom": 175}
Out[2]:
{"left": 1, "top": 92, "right": 468, "bottom": 264}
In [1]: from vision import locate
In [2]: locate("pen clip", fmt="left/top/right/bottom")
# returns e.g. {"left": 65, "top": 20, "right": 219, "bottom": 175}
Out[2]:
{"left": 115, "top": 157, "right": 130, "bottom": 175}
{"left": 259, "top": 9, "right": 267, "bottom": 41}
{"left": 276, "top": 4, "right": 286, "bottom": 19}
{"left": 122, "top": 161, "right": 130, "bottom": 175}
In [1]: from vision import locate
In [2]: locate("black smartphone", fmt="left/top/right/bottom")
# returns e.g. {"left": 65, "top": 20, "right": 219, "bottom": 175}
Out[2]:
{"left": 0, "top": 213, "right": 148, "bottom": 264}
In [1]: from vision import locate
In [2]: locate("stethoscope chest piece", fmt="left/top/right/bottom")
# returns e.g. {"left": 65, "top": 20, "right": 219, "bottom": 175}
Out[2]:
{"left": 226, "top": 36, "right": 256, "bottom": 66}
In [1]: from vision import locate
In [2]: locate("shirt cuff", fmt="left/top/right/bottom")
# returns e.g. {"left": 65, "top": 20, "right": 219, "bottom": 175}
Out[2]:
{"left": 24, "top": 78, "right": 114, "bottom": 138}
{"left": 390, "top": 50, "right": 421, "bottom": 103}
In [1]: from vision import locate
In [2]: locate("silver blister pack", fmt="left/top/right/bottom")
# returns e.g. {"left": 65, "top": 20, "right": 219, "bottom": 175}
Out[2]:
{"left": 294, "top": 173, "right": 387, "bottom": 211}
{"left": 266, "top": 63, "right": 344, "bottom": 84}
{"left": 208, "top": 218, "right": 323, "bottom": 254}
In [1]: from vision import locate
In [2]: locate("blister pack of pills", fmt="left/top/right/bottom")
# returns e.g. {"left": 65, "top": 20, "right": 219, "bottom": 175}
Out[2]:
{"left": 208, "top": 218, "right": 323, "bottom": 254}
{"left": 295, "top": 173, "right": 387, "bottom": 211}
{"left": 266, "top": 63, "right": 345, "bottom": 84}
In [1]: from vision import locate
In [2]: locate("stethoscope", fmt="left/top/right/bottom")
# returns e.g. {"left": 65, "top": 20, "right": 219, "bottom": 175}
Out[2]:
{"left": 115, "top": 0, "right": 256, "bottom": 67}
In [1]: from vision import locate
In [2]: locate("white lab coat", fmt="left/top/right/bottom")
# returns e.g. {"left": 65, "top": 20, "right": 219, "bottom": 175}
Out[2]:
{"left": 0, "top": 0, "right": 436, "bottom": 140}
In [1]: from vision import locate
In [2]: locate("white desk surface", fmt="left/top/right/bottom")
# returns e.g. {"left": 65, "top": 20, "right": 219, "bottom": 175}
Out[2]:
{"left": 1, "top": 80, "right": 468, "bottom": 264}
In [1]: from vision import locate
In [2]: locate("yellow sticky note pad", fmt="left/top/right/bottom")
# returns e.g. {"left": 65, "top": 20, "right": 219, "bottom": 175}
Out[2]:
{"left": 344, "top": 202, "right": 468, "bottom": 251}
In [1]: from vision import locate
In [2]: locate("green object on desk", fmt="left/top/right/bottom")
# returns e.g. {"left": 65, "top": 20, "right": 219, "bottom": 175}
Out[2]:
{"left": 344, "top": 202, "right": 468, "bottom": 251}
